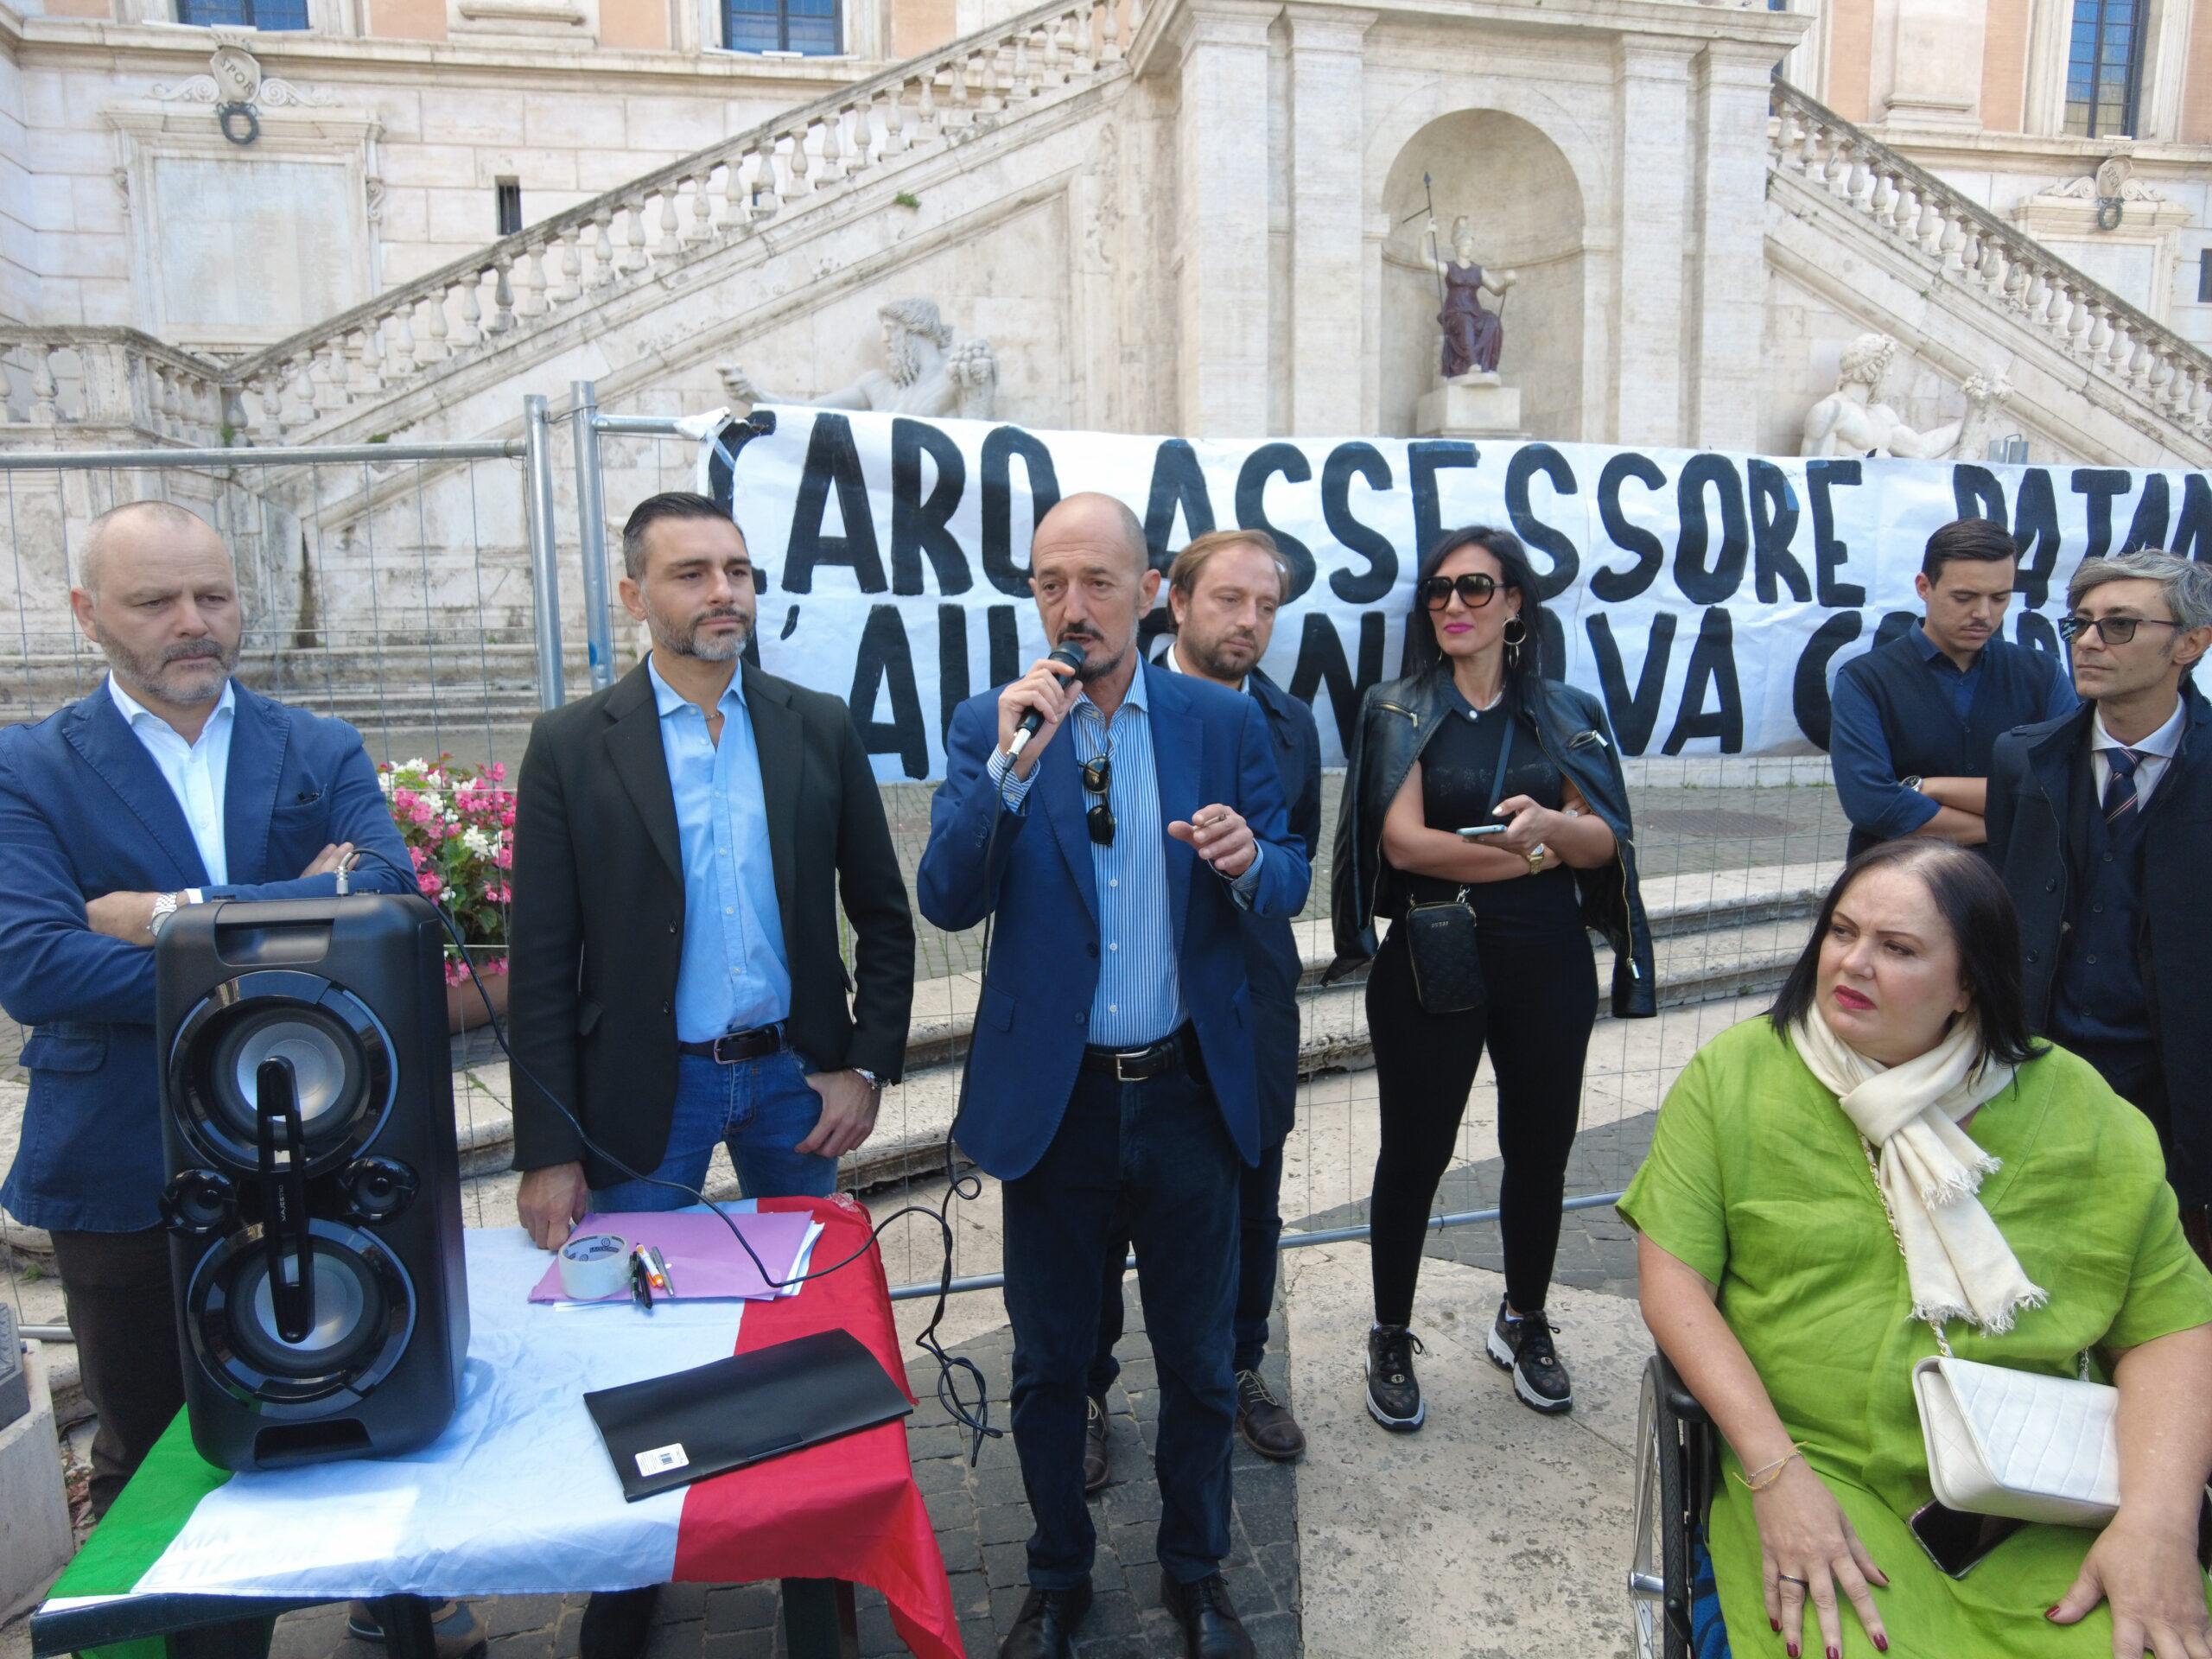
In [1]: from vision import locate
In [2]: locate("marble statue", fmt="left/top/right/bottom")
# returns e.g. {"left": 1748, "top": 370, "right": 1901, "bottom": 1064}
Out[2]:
{"left": 1798, "top": 332, "right": 2011, "bottom": 461}
{"left": 720, "top": 296, "right": 998, "bottom": 420}
{"left": 1424, "top": 216, "right": 1516, "bottom": 378}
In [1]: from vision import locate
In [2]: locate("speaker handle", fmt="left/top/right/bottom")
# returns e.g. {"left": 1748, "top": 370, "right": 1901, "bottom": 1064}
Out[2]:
{"left": 256, "top": 1056, "right": 316, "bottom": 1344}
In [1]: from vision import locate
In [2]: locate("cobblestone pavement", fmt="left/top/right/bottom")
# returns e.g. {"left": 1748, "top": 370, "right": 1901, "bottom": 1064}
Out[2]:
{"left": 243, "top": 1280, "right": 1300, "bottom": 1659}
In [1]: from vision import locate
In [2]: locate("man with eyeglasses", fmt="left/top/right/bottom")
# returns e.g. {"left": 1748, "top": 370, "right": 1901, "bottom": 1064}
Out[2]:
{"left": 918, "top": 493, "right": 1309, "bottom": 1659}
{"left": 1828, "top": 516, "right": 2076, "bottom": 859}
{"left": 1987, "top": 549, "right": 2212, "bottom": 1267}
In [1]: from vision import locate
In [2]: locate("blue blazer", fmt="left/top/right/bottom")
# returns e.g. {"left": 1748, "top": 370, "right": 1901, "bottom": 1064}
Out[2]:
{"left": 918, "top": 664, "right": 1310, "bottom": 1181}
{"left": 0, "top": 680, "right": 413, "bottom": 1231}
{"left": 1243, "top": 668, "right": 1323, "bottom": 1148}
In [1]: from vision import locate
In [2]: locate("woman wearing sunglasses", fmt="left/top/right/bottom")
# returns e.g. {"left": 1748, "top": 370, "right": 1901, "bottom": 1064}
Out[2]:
{"left": 1329, "top": 525, "right": 1655, "bottom": 1430}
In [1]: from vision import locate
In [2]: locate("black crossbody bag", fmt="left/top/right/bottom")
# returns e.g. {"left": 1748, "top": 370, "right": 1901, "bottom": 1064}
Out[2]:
{"left": 1402, "top": 717, "right": 1514, "bottom": 1014}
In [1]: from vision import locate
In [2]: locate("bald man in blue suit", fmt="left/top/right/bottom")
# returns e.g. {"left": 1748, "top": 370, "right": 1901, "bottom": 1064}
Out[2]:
{"left": 918, "top": 494, "right": 1307, "bottom": 1659}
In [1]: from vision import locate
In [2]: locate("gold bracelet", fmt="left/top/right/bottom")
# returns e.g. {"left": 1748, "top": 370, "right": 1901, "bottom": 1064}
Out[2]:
{"left": 1733, "top": 1445, "right": 1808, "bottom": 1493}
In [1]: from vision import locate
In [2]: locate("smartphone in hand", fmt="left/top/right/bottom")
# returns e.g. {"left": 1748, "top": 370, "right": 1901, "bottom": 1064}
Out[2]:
{"left": 1455, "top": 823, "right": 1508, "bottom": 840}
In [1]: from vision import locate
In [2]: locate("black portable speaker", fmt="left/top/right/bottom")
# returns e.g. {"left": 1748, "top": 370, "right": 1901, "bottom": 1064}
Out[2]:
{"left": 156, "top": 894, "right": 470, "bottom": 1471}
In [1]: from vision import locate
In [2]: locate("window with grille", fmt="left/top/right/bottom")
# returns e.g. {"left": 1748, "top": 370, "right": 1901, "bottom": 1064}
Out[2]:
{"left": 175, "top": 0, "right": 309, "bottom": 26}
{"left": 2200, "top": 249, "right": 2212, "bottom": 305}
{"left": 724, "top": 0, "right": 837, "bottom": 54}
{"left": 495, "top": 181, "right": 523, "bottom": 238}
{"left": 2064, "top": 0, "right": 2145, "bottom": 137}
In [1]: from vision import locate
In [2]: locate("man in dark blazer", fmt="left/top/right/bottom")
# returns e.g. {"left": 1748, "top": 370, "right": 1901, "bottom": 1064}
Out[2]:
{"left": 1986, "top": 549, "right": 2212, "bottom": 1267}
{"left": 918, "top": 494, "right": 1309, "bottom": 1659}
{"left": 505, "top": 492, "right": 914, "bottom": 1655}
{"left": 1087, "top": 530, "right": 1320, "bottom": 1478}
{"left": 0, "top": 499, "right": 415, "bottom": 1518}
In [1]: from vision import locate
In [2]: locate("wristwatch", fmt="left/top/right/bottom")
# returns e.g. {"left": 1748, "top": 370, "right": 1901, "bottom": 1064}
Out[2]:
{"left": 1900, "top": 776, "right": 1924, "bottom": 792}
{"left": 1527, "top": 846, "right": 1548, "bottom": 874}
{"left": 853, "top": 1067, "right": 883, "bottom": 1092}
{"left": 149, "top": 890, "right": 183, "bottom": 939}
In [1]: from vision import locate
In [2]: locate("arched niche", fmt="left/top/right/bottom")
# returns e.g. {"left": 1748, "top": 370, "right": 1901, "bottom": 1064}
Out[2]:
{"left": 1379, "top": 110, "right": 1588, "bottom": 442}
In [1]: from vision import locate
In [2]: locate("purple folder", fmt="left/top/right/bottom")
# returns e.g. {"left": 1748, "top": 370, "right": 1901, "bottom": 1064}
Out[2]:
{"left": 528, "top": 1208, "right": 819, "bottom": 1304}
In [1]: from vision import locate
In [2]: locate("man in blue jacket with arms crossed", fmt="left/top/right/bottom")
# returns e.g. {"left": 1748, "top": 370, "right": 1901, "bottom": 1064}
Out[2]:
{"left": 918, "top": 493, "right": 1308, "bottom": 1659}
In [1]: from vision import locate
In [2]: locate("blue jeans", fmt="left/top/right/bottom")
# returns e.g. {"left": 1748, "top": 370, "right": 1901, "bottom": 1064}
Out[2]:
{"left": 1091, "top": 1140, "right": 1281, "bottom": 1392}
{"left": 588, "top": 1048, "right": 836, "bottom": 1209}
{"left": 1001, "top": 1059, "right": 1240, "bottom": 1589}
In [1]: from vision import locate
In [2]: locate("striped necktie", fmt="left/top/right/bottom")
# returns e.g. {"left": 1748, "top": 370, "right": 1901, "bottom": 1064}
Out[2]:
{"left": 2102, "top": 744, "right": 2144, "bottom": 828}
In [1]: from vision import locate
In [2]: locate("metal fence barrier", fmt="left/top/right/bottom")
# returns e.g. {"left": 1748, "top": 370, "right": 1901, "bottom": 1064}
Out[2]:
{"left": 0, "top": 387, "right": 1853, "bottom": 1351}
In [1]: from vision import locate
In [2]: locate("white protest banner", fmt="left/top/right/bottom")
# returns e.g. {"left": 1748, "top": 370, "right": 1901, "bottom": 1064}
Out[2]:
{"left": 700, "top": 408, "right": 2210, "bottom": 782}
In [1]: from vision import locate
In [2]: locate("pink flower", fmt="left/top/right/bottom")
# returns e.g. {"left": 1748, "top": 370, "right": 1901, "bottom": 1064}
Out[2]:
{"left": 417, "top": 870, "right": 444, "bottom": 898}
{"left": 487, "top": 763, "right": 507, "bottom": 782}
{"left": 410, "top": 800, "right": 436, "bottom": 826}
{"left": 410, "top": 846, "right": 429, "bottom": 871}
{"left": 444, "top": 822, "right": 465, "bottom": 840}
{"left": 494, "top": 846, "right": 513, "bottom": 869}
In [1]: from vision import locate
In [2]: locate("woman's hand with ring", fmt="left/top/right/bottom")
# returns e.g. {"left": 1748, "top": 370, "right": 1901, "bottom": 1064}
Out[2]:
{"left": 1489, "top": 794, "right": 1557, "bottom": 857}
{"left": 1751, "top": 1459, "right": 1890, "bottom": 1656}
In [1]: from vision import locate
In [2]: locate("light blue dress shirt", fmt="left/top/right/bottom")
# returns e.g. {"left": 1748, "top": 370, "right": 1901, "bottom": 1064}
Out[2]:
{"left": 108, "top": 675, "right": 235, "bottom": 885}
{"left": 648, "top": 655, "right": 792, "bottom": 1045}
{"left": 988, "top": 667, "right": 1263, "bottom": 1049}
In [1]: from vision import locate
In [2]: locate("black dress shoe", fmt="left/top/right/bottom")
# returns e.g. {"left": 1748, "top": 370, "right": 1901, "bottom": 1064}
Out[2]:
{"left": 579, "top": 1585, "right": 661, "bottom": 1659}
{"left": 996, "top": 1580, "right": 1093, "bottom": 1659}
{"left": 1083, "top": 1395, "right": 1111, "bottom": 1494}
{"left": 1160, "top": 1570, "right": 1255, "bottom": 1659}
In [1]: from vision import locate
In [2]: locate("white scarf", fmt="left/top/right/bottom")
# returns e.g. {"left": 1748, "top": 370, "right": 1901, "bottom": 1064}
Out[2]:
{"left": 1789, "top": 1012, "right": 2045, "bottom": 1333}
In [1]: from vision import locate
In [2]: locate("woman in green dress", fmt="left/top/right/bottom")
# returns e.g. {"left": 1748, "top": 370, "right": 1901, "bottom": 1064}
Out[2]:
{"left": 1621, "top": 839, "right": 2212, "bottom": 1659}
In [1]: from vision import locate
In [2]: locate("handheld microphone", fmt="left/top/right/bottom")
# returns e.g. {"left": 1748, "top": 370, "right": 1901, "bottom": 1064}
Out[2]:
{"left": 1006, "top": 639, "right": 1089, "bottom": 760}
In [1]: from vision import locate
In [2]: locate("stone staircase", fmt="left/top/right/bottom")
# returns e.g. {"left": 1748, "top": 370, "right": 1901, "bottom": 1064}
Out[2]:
{"left": 1766, "top": 80, "right": 2212, "bottom": 468}
{"left": 6, "top": 65, "right": 2208, "bottom": 470}
{"left": 3, "top": 0, "right": 1143, "bottom": 449}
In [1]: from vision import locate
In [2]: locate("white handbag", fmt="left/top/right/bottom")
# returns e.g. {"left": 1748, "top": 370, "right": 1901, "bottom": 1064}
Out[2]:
{"left": 1859, "top": 1137, "right": 2122, "bottom": 1531}
{"left": 1910, "top": 1354, "right": 2120, "bottom": 1528}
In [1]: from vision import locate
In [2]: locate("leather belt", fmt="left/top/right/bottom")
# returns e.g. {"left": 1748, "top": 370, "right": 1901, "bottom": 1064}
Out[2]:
{"left": 676, "top": 1022, "right": 785, "bottom": 1064}
{"left": 1080, "top": 1025, "right": 1201, "bottom": 1084}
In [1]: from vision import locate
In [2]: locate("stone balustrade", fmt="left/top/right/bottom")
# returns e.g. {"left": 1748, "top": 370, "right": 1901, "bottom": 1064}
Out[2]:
{"left": 0, "top": 327, "right": 233, "bottom": 446}
{"left": 1769, "top": 79, "right": 2212, "bottom": 448}
{"left": 213, "top": 0, "right": 1139, "bottom": 442}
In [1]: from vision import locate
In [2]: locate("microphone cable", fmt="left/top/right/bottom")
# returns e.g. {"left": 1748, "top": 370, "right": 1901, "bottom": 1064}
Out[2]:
{"left": 338, "top": 843, "right": 1002, "bottom": 1459}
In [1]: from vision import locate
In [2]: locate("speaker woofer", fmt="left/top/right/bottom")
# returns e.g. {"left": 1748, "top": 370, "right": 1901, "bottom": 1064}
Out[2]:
{"left": 168, "top": 972, "right": 397, "bottom": 1177}
{"left": 186, "top": 1221, "right": 415, "bottom": 1408}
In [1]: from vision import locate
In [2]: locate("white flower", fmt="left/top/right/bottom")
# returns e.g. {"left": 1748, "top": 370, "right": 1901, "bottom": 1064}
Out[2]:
{"left": 460, "top": 827, "right": 495, "bottom": 858}
{"left": 399, "top": 757, "right": 427, "bottom": 774}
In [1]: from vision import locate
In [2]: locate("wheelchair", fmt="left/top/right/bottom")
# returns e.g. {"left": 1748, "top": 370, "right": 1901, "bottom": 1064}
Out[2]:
{"left": 1629, "top": 1350, "right": 1721, "bottom": 1659}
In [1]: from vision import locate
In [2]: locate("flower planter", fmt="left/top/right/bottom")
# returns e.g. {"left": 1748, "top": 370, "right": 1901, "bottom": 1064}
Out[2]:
{"left": 445, "top": 954, "right": 511, "bottom": 1034}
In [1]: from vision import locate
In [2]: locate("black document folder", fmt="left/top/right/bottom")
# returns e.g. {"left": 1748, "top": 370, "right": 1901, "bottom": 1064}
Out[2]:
{"left": 583, "top": 1328, "right": 913, "bottom": 1502}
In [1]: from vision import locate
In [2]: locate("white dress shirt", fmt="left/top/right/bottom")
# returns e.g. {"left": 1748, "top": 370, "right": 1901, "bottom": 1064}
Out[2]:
{"left": 2089, "top": 698, "right": 2186, "bottom": 812}
{"left": 108, "top": 675, "right": 236, "bottom": 885}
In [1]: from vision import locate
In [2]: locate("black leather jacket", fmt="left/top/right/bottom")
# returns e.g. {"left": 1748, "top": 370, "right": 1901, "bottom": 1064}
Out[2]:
{"left": 1327, "top": 671, "right": 1658, "bottom": 1018}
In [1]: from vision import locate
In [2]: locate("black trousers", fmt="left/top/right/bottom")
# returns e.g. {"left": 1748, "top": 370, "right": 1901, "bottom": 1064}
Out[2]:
{"left": 1364, "top": 918, "right": 1597, "bottom": 1325}
{"left": 50, "top": 1224, "right": 187, "bottom": 1518}
{"left": 1000, "top": 1058, "right": 1239, "bottom": 1589}
{"left": 2069, "top": 1036, "right": 2212, "bottom": 1268}
{"left": 1090, "top": 1138, "right": 1285, "bottom": 1395}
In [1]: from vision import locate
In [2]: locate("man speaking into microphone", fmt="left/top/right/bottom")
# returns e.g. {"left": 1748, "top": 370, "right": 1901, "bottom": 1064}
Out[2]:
{"left": 919, "top": 494, "right": 1308, "bottom": 1659}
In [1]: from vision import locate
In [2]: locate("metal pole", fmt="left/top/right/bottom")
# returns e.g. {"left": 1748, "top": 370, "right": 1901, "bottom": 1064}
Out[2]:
{"left": 569, "top": 381, "right": 616, "bottom": 695}
{"left": 522, "top": 393, "right": 566, "bottom": 711}
{"left": 882, "top": 1191, "right": 1627, "bottom": 1302}
{"left": 0, "top": 439, "right": 524, "bottom": 472}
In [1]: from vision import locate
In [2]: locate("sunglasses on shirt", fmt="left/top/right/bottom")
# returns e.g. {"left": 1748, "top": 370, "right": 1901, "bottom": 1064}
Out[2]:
{"left": 1082, "top": 754, "right": 1115, "bottom": 847}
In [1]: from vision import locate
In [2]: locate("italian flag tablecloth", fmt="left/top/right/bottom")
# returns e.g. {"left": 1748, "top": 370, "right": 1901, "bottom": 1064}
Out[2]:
{"left": 41, "top": 1196, "right": 962, "bottom": 1659}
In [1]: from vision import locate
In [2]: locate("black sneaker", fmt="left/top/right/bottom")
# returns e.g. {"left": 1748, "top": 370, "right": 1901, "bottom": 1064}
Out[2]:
{"left": 1364, "top": 1325, "right": 1426, "bottom": 1431}
{"left": 1486, "top": 1300, "right": 1573, "bottom": 1414}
